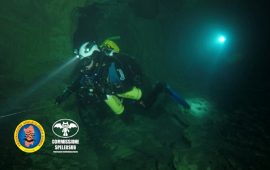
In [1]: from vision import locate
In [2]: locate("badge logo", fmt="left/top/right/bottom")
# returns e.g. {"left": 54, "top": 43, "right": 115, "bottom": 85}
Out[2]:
{"left": 52, "top": 119, "right": 79, "bottom": 138}
{"left": 52, "top": 119, "right": 80, "bottom": 153}
{"left": 14, "top": 120, "right": 45, "bottom": 153}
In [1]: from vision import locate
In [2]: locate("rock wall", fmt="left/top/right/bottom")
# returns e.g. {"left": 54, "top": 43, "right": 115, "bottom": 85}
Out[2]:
{"left": 0, "top": 0, "right": 89, "bottom": 99}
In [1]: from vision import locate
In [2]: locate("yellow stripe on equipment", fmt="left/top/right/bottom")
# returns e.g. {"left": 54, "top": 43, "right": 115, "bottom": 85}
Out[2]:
{"left": 118, "top": 87, "right": 142, "bottom": 100}
{"left": 104, "top": 95, "right": 124, "bottom": 115}
{"left": 100, "top": 39, "right": 120, "bottom": 53}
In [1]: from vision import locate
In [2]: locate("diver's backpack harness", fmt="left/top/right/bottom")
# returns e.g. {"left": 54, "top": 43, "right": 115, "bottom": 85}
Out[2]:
{"left": 106, "top": 54, "right": 142, "bottom": 94}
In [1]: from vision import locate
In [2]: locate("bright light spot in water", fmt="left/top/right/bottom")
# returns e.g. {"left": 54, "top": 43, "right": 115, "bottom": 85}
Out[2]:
{"left": 218, "top": 36, "right": 226, "bottom": 43}
{"left": 186, "top": 98, "right": 211, "bottom": 117}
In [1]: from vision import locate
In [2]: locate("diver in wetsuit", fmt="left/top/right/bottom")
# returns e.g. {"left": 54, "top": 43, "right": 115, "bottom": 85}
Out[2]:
{"left": 56, "top": 39, "right": 190, "bottom": 115}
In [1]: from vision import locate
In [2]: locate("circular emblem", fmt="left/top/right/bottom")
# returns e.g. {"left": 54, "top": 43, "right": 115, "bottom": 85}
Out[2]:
{"left": 14, "top": 120, "right": 45, "bottom": 153}
{"left": 52, "top": 119, "right": 79, "bottom": 138}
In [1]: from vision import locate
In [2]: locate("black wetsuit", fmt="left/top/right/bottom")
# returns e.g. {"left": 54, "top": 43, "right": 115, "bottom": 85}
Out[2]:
{"left": 66, "top": 51, "right": 142, "bottom": 105}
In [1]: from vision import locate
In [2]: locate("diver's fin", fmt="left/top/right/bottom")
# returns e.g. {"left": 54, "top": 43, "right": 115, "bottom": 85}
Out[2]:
{"left": 165, "top": 85, "right": 190, "bottom": 109}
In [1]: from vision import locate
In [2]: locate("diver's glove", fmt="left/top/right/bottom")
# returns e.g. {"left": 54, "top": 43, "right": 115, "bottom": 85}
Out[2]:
{"left": 55, "top": 88, "right": 73, "bottom": 105}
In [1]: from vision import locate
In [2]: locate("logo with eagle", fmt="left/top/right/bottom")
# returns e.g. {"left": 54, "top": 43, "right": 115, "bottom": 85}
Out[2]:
{"left": 52, "top": 119, "right": 79, "bottom": 138}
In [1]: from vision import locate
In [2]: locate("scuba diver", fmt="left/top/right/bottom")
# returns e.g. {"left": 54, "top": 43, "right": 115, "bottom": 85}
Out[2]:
{"left": 56, "top": 39, "right": 190, "bottom": 115}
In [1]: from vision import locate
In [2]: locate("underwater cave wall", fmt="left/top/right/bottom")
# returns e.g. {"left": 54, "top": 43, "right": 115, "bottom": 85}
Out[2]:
{"left": 0, "top": 0, "right": 94, "bottom": 103}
